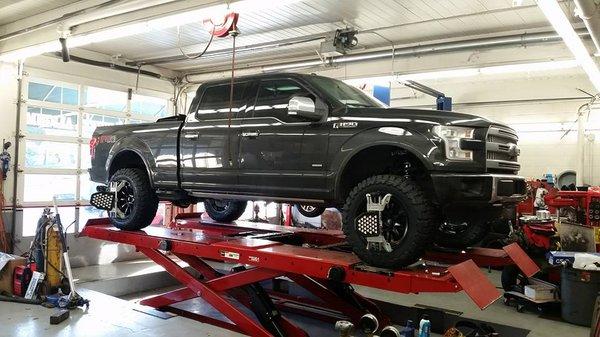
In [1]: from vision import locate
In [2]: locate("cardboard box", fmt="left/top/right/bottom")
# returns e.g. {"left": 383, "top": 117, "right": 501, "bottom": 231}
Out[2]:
{"left": 524, "top": 284, "right": 556, "bottom": 301}
{"left": 0, "top": 253, "right": 26, "bottom": 295}
{"left": 547, "top": 251, "right": 600, "bottom": 265}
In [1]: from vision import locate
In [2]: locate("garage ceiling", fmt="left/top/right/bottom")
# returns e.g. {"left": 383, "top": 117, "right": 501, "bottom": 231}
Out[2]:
{"left": 70, "top": 0, "right": 577, "bottom": 72}
{"left": 0, "top": 0, "right": 80, "bottom": 25}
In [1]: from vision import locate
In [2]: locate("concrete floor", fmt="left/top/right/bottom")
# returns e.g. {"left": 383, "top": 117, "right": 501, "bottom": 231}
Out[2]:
{"left": 0, "top": 259, "right": 592, "bottom": 337}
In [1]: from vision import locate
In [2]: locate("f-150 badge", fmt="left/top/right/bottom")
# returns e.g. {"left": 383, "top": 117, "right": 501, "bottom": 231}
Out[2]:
{"left": 333, "top": 122, "right": 358, "bottom": 129}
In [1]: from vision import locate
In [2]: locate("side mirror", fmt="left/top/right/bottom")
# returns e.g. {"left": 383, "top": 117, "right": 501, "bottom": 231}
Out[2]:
{"left": 288, "top": 96, "right": 323, "bottom": 122}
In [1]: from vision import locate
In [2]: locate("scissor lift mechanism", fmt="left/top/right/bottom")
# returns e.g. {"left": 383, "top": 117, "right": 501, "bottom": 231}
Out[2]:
{"left": 81, "top": 214, "right": 539, "bottom": 337}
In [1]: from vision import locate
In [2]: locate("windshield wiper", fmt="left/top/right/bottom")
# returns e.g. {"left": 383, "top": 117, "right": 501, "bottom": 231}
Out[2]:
{"left": 347, "top": 103, "right": 373, "bottom": 107}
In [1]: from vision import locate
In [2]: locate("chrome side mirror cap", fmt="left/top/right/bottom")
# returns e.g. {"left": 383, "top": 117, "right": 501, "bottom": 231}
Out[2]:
{"left": 288, "top": 96, "right": 322, "bottom": 121}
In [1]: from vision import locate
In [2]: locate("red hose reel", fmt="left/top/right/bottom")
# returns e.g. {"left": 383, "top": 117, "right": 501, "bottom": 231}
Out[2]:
{"left": 204, "top": 12, "right": 239, "bottom": 37}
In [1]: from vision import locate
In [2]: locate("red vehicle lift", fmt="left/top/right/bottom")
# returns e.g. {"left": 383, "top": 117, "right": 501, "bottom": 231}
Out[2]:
{"left": 81, "top": 214, "right": 538, "bottom": 337}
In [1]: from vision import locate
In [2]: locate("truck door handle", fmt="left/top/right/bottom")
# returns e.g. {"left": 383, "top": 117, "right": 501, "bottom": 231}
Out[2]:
{"left": 241, "top": 131, "right": 260, "bottom": 139}
{"left": 184, "top": 133, "right": 199, "bottom": 139}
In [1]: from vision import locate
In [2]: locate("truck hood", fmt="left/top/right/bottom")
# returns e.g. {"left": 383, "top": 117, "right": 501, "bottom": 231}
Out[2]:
{"left": 344, "top": 107, "right": 502, "bottom": 129}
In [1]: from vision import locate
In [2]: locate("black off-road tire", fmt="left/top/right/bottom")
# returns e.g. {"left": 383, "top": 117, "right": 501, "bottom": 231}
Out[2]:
{"left": 204, "top": 199, "right": 248, "bottom": 222}
{"left": 435, "top": 208, "right": 499, "bottom": 248}
{"left": 295, "top": 204, "right": 326, "bottom": 218}
{"left": 109, "top": 168, "right": 158, "bottom": 231}
{"left": 342, "top": 175, "right": 436, "bottom": 268}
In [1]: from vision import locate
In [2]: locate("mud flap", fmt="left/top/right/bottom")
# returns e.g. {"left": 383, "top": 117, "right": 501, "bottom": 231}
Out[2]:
{"left": 448, "top": 259, "right": 501, "bottom": 310}
{"left": 502, "top": 243, "right": 540, "bottom": 278}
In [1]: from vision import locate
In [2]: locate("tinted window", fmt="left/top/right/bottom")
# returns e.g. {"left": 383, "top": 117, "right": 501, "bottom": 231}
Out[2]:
{"left": 254, "top": 79, "right": 312, "bottom": 122}
{"left": 197, "top": 82, "right": 250, "bottom": 120}
{"left": 309, "top": 76, "right": 385, "bottom": 108}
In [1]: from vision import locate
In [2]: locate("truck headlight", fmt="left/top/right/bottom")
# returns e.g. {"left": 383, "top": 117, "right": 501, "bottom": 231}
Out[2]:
{"left": 433, "top": 125, "right": 475, "bottom": 161}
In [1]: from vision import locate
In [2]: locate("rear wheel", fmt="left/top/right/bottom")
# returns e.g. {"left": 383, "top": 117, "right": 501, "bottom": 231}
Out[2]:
{"left": 295, "top": 204, "right": 326, "bottom": 218}
{"left": 435, "top": 208, "right": 498, "bottom": 248}
{"left": 342, "top": 175, "right": 436, "bottom": 268}
{"left": 204, "top": 199, "right": 247, "bottom": 222}
{"left": 108, "top": 168, "right": 158, "bottom": 231}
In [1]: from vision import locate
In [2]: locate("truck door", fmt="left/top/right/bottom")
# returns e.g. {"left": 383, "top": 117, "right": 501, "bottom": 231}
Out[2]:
{"left": 237, "top": 78, "right": 330, "bottom": 200}
{"left": 179, "top": 81, "right": 254, "bottom": 193}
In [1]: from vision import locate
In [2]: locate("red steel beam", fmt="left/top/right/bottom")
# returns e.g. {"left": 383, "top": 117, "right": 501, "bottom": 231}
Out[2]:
{"left": 81, "top": 219, "right": 511, "bottom": 309}
{"left": 138, "top": 247, "right": 274, "bottom": 337}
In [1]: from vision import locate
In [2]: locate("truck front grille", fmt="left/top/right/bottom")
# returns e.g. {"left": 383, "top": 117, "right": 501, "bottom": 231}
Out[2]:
{"left": 486, "top": 125, "right": 520, "bottom": 172}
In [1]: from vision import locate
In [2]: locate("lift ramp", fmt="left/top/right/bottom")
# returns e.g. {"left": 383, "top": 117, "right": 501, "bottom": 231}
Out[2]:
{"left": 81, "top": 216, "right": 538, "bottom": 337}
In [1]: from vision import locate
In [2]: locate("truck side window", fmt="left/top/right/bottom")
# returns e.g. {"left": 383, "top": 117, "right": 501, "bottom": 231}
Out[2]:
{"left": 197, "top": 82, "right": 249, "bottom": 120}
{"left": 254, "top": 79, "right": 313, "bottom": 123}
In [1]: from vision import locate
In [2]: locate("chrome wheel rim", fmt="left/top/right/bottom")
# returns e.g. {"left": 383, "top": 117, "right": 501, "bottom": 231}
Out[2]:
{"left": 300, "top": 205, "right": 317, "bottom": 213}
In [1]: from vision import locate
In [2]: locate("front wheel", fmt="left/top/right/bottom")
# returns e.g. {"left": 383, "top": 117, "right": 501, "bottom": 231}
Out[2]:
{"left": 204, "top": 199, "right": 247, "bottom": 222}
{"left": 108, "top": 168, "right": 158, "bottom": 231}
{"left": 342, "top": 175, "right": 436, "bottom": 269}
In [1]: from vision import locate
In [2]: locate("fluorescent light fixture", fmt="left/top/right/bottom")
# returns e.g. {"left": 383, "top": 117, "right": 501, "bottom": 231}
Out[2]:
{"left": 537, "top": 0, "right": 600, "bottom": 91}
{"left": 479, "top": 59, "right": 578, "bottom": 74}
{"left": 397, "top": 68, "right": 480, "bottom": 81}
{"left": 263, "top": 59, "right": 323, "bottom": 72}
{"left": 344, "top": 60, "right": 579, "bottom": 86}
{"left": 0, "top": 0, "right": 301, "bottom": 62}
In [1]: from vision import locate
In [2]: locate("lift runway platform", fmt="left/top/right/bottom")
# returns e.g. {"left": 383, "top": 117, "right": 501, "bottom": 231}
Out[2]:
{"left": 81, "top": 214, "right": 539, "bottom": 337}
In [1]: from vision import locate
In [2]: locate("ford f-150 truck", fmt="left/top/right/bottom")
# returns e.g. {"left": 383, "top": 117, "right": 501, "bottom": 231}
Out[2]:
{"left": 89, "top": 73, "right": 526, "bottom": 268}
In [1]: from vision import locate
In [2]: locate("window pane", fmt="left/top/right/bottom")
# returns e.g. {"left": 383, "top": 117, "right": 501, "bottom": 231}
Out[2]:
{"left": 25, "top": 141, "right": 78, "bottom": 169}
{"left": 197, "top": 82, "right": 250, "bottom": 120}
{"left": 28, "top": 81, "right": 78, "bottom": 105}
{"left": 79, "top": 206, "right": 106, "bottom": 230}
{"left": 24, "top": 174, "right": 77, "bottom": 202}
{"left": 85, "top": 86, "right": 127, "bottom": 112}
{"left": 22, "top": 207, "right": 76, "bottom": 236}
{"left": 26, "top": 106, "right": 78, "bottom": 137}
{"left": 82, "top": 113, "right": 125, "bottom": 138}
{"left": 80, "top": 173, "right": 100, "bottom": 201}
{"left": 81, "top": 148, "right": 91, "bottom": 170}
{"left": 131, "top": 94, "right": 169, "bottom": 118}
{"left": 63, "top": 88, "right": 78, "bottom": 105}
{"left": 28, "top": 82, "right": 53, "bottom": 101}
{"left": 254, "top": 79, "right": 311, "bottom": 122}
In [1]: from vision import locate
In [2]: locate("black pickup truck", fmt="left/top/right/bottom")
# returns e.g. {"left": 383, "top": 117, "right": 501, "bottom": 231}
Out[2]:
{"left": 89, "top": 73, "right": 526, "bottom": 268}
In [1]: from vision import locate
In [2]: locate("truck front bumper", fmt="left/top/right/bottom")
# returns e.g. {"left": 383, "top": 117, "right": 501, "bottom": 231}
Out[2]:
{"left": 431, "top": 173, "right": 527, "bottom": 205}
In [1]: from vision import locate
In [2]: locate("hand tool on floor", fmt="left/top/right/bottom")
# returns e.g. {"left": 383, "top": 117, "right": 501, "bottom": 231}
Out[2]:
{"left": 50, "top": 309, "right": 69, "bottom": 324}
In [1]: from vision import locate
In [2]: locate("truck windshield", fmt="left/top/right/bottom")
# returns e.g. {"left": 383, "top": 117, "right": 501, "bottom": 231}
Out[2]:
{"left": 309, "top": 76, "right": 387, "bottom": 108}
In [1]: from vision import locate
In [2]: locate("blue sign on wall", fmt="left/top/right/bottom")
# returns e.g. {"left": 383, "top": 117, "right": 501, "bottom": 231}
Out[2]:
{"left": 373, "top": 85, "right": 390, "bottom": 105}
